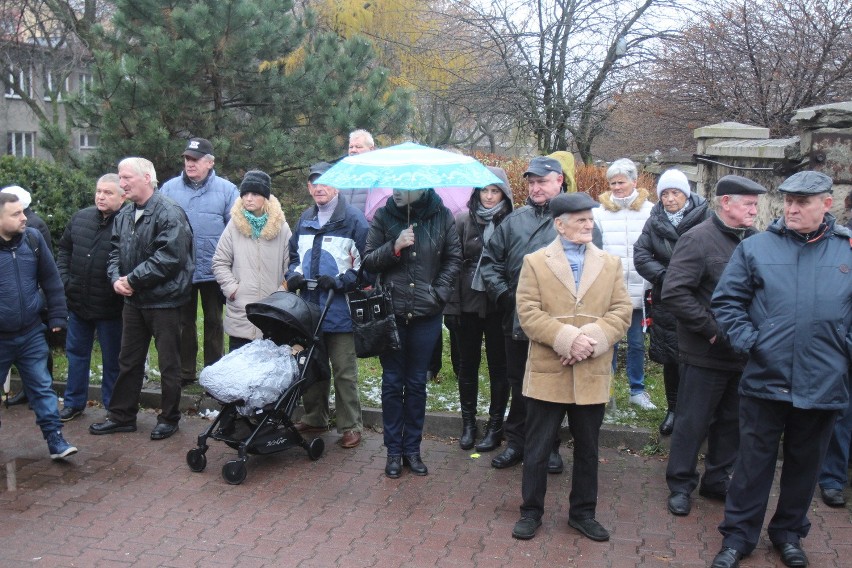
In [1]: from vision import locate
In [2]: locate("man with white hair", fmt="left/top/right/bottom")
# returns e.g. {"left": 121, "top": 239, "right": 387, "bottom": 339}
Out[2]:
{"left": 337, "top": 129, "right": 377, "bottom": 218}
{"left": 160, "top": 138, "right": 238, "bottom": 387}
{"left": 89, "top": 157, "right": 194, "bottom": 441}
{"left": 56, "top": 174, "right": 127, "bottom": 421}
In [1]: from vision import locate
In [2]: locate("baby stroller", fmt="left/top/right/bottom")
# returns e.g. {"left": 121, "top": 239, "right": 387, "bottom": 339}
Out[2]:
{"left": 186, "top": 286, "right": 333, "bottom": 485}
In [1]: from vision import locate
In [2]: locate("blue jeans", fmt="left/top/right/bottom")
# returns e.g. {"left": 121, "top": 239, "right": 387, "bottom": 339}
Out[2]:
{"left": 379, "top": 314, "right": 442, "bottom": 456}
{"left": 612, "top": 309, "right": 646, "bottom": 395}
{"left": 64, "top": 311, "right": 123, "bottom": 410}
{"left": 819, "top": 396, "right": 852, "bottom": 491}
{"left": 0, "top": 324, "right": 62, "bottom": 437}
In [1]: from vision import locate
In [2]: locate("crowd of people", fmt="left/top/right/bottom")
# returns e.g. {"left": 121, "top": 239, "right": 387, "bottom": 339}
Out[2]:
{"left": 1, "top": 130, "right": 850, "bottom": 568}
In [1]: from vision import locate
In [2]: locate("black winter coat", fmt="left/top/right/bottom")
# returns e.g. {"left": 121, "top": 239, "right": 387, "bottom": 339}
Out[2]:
{"left": 712, "top": 215, "right": 852, "bottom": 410}
{"left": 363, "top": 189, "right": 462, "bottom": 320}
{"left": 57, "top": 206, "right": 124, "bottom": 320}
{"left": 633, "top": 194, "right": 709, "bottom": 364}
{"left": 662, "top": 214, "right": 754, "bottom": 371}
{"left": 107, "top": 192, "right": 195, "bottom": 309}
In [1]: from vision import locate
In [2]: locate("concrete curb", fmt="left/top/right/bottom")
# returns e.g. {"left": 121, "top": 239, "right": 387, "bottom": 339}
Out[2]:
{"left": 7, "top": 378, "right": 662, "bottom": 452}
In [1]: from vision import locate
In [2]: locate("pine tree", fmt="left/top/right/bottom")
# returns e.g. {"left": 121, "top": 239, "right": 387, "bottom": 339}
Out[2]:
{"left": 81, "top": 0, "right": 411, "bottom": 183}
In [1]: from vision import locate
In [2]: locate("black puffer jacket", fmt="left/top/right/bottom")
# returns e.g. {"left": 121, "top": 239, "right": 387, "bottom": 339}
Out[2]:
{"left": 363, "top": 189, "right": 462, "bottom": 320}
{"left": 107, "top": 192, "right": 195, "bottom": 309}
{"left": 633, "top": 194, "right": 709, "bottom": 363}
{"left": 57, "top": 206, "right": 124, "bottom": 320}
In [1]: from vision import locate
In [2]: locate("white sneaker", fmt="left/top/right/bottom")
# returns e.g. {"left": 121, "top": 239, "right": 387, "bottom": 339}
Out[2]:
{"left": 629, "top": 391, "right": 657, "bottom": 410}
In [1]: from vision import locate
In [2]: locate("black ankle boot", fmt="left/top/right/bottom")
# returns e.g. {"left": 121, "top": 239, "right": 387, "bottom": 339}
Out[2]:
{"left": 475, "top": 415, "right": 504, "bottom": 452}
{"left": 459, "top": 409, "right": 478, "bottom": 450}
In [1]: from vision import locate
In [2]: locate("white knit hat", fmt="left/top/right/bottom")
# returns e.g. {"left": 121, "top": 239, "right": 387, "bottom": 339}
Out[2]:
{"left": 1, "top": 185, "right": 32, "bottom": 208}
{"left": 656, "top": 169, "right": 690, "bottom": 199}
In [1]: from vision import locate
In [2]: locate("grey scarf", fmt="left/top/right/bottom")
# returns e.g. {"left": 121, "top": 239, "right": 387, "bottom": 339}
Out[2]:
{"left": 471, "top": 201, "right": 507, "bottom": 292}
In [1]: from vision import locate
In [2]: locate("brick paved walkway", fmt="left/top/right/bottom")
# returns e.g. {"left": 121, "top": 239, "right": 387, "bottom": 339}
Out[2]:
{"left": 0, "top": 406, "right": 849, "bottom": 567}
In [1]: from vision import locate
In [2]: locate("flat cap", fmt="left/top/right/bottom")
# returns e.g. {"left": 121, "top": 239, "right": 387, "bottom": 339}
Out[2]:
{"left": 715, "top": 175, "right": 767, "bottom": 196}
{"left": 550, "top": 192, "right": 599, "bottom": 217}
{"left": 524, "top": 156, "right": 562, "bottom": 177}
{"left": 778, "top": 171, "right": 833, "bottom": 195}
{"left": 309, "top": 161, "right": 333, "bottom": 182}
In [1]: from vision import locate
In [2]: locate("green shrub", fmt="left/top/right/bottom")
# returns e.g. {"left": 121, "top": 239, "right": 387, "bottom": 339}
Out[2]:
{"left": 0, "top": 155, "right": 95, "bottom": 248}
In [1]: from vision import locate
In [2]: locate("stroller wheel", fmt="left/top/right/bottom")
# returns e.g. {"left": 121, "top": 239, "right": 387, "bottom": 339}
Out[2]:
{"left": 186, "top": 448, "right": 207, "bottom": 472}
{"left": 222, "top": 460, "right": 247, "bottom": 485}
{"left": 308, "top": 437, "right": 325, "bottom": 461}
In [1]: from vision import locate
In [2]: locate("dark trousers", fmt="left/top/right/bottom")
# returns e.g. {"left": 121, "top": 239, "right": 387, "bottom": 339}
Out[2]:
{"left": 521, "top": 398, "right": 605, "bottom": 521}
{"left": 819, "top": 395, "right": 852, "bottom": 490}
{"left": 456, "top": 311, "right": 508, "bottom": 416}
{"left": 504, "top": 337, "right": 529, "bottom": 450}
{"left": 379, "top": 314, "right": 442, "bottom": 455}
{"left": 719, "top": 396, "right": 837, "bottom": 554}
{"left": 662, "top": 362, "right": 680, "bottom": 411}
{"left": 666, "top": 364, "right": 740, "bottom": 495}
{"left": 179, "top": 281, "right": 224, "bottom": 381}
{"left": 109, "top": 305, "right": 183, "bottom": 425}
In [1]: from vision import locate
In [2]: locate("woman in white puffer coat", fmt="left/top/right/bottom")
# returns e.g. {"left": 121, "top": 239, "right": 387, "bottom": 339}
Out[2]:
{"left": 592, "top": 158, "right": 655, "bottom": 410}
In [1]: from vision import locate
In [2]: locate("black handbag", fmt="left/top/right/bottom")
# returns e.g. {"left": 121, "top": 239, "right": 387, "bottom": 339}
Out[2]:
{"left": 346, "top": 272, "right": 401, "bottom": 358}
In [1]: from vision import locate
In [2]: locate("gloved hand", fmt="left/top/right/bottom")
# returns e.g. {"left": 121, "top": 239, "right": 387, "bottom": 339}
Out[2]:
{"left": 498, "top": 291, "right": 515, "bottom": 312}
{"left": 286, "top": 273, "right": 307, "bottom": 292}
{"left": 316, "top": 274, "right": 340, "bottom": 291}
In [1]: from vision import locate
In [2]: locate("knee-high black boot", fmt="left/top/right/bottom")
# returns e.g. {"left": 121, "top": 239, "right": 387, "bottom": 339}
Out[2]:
{"left": 458, "top": 376, "right": 478, "bottom": 450}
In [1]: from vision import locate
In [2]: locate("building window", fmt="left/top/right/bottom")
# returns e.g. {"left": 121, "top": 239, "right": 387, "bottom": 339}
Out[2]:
{"left": 79, "top": 131, "right": 99, "bottom": 149}
{"left": 78, "top": 72, "right": 93, "bottom": 100}
{"left": 7, "top": 132, "right": 36, "bottom": 157}
{"left": 43, "top": 70, "right": 69, "bottom": 101}
{"left": 4, "top": 67, "right": 32, "bottom": 99}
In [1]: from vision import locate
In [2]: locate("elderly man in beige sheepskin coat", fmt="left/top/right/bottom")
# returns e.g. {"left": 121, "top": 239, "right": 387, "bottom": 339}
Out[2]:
{"left": 511, "top": 192, "right": 631, "bottom": 543}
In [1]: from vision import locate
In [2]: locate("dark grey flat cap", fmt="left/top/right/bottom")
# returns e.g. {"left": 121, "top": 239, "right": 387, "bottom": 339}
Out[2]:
{"left": 309, "top": 161, "right": 333, "bottom": 182}
{"left": 715, "top": 175, "right": 767, "bottom": 196}
{"left": 778, "top": 171, "right": 833, "bottom": 195}
{"left": 550, "top": 192, "right": 599, "bottom": 216}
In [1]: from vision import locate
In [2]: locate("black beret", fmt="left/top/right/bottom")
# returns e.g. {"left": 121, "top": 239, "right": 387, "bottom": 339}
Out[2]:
{"left": 550, "top": 192, "right": 599, "bottom": 217}
{"left": 778, "top": 171, "right": 833, "bottom": 195}
{"left": 239, "top": 170, "right": 271, "bottom": 199}
{"left": 715, "top": 175, "right": 767, "bottom": 196}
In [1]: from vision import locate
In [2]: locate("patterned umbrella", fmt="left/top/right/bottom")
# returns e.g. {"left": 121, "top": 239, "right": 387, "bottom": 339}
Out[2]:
{"left": 314, "top": 142, "right": 501, "bottom": 190}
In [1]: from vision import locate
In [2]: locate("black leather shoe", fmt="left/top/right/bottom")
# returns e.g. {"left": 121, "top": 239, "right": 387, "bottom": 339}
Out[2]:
{"left": 6, "top": 390, "right": 28, "bottom": 406}
{"left": 659, "top": 410, "right": 675, "bottom": 436}
{"left": 567, "top": 517, "right": 609, "bottom": 541}
{"left": 774, "top": 542, "right": 808, "bottom": 567}
{"left": 699, "top": 485, "right": 727, "bottom": 502}
{"left": 491, "top": 446, "right": 523, "bottom": 469}
{"left": 711, "top": 547, "right": 743, "bottom": 568}
{"left": 820, "top": 487, "right": 846, "bottom": 507}
{"left": 59, "top": 407, "right": 84, "bottom": 422}
{"left": 548, "top": 450, "right": 564, "bottom": 474}
{"left": 511, "top": 517, "right": 541, "bottom": 540}
{"left": 89, "top": 419, "right": 137, "bottom": 435}
{"left": 150, "top": 422, "right": 179, "bottom": 440}
{"left": 403, "top": 454, "right": 428, "bottom": 476}
{"left": 667, "top": 491, "right": 691, "bottom": 516}
{"left": 385, "top": 456, "right": 402, "bottom": 479}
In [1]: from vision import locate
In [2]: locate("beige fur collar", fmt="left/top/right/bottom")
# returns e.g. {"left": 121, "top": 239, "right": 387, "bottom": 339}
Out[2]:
{"left": 598, "top": 187, "right": 651, "bottom": 213}
{"left": 230, "top": 194, "right": 286, "bottom": 240}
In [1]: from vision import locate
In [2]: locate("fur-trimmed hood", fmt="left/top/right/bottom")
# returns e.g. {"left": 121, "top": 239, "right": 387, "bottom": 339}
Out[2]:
{"left": 598, "top": 187, "right": 652, "bottom": 212}
{"left": 230, "top": 194, "right": 287, "bottom": 240}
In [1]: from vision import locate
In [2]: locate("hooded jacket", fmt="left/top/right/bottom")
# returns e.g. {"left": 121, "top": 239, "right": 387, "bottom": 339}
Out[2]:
{"left": 286, "top": 195, "right": 369, "bottom": 333}
{"left": 362, "top": 189, "right": 462, "bottom": 320}
{"left": 57, "top": 206, "right": 124, "bottom": 321}
{"left": 712, "top": 214, "right": 852, "bottom": 409}
{"left": 107, "top": 191, "right": 195, "bottom": 309}
{"left": 212, "top": 195, "right": 291, "bottom": 341}
{"left": 633, "top": 193, "right": 709, "bottom": 363}
{"left": 593, "top": 188, "right": 653, "bottom": 308}
{"left": 160, "top": 169, "right": 238, "bottom": 283}
{"left": 0, "top": 227, "right": 66, "bottom": 338}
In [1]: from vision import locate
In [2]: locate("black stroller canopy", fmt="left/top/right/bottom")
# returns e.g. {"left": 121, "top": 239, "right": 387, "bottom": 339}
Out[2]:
{"left": 246, "top": 291, "right": 321, "bottom": 346}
